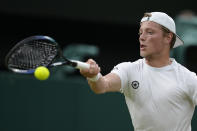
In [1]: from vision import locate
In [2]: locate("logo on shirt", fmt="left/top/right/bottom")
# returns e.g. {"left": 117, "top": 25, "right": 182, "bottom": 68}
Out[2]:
{"left": 131, "top": 81, "right": 139, "bottom": 89}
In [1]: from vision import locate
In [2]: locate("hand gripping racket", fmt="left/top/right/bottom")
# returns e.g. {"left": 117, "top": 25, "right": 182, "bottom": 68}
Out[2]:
{"left": 5, "top": 35, "right": 90, "bottom": 74}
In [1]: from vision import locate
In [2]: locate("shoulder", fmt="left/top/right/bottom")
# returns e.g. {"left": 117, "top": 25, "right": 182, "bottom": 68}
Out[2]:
{"left": 112, "top": 59, "right": 144, "bottom": 71}
{"left": 175, "top": 60, "right": 195, "bottom": 75}
{"left": 114, "top": 59, "right": 144, "bottom": 68}
{"left": 173, "top": 60, "right": 197, "bottom": 81}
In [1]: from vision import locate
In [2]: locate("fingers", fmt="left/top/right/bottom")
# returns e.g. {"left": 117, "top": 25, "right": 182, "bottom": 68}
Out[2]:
{"left": 87, "top": 59, "right": 96, "bottom": 64}
{"left": 80, "top": 59, "right": 100, "bottom": 78}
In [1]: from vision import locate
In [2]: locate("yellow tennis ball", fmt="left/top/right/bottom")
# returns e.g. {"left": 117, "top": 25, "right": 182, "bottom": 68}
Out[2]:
{"left": 34, "top": 66, "right": 50, "bottom": 80}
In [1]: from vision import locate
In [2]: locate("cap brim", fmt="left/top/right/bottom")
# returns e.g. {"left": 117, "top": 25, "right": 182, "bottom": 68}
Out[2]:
{"left": 173, "top": 34, "right": 184, "bottom": 48}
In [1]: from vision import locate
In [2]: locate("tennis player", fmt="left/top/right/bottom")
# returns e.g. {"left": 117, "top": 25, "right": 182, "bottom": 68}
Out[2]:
{"left": 80, "top": 12, "right": 197, "bottom": 131}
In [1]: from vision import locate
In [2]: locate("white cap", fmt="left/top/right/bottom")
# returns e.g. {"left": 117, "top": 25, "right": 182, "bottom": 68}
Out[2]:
{"left": 141, "top": 12, "right": 184, "bottom": 48}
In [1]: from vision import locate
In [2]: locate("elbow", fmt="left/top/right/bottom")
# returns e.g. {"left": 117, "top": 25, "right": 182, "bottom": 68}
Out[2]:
{"left": 91, "top": 87, "right": 106, "bottom": 94}
{"left": 91, "top": 82, "right": 107, "bottom": 94}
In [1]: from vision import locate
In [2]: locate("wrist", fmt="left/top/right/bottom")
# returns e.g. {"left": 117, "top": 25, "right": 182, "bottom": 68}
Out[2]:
{"left": 87, "top": 73, "right": 102, "bottom": 82}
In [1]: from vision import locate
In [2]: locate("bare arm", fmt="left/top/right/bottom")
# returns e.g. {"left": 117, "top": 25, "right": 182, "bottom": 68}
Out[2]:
{"left": 87, "top": 73, "right": 121, "bottom": 94}
{"left": 80, "top": 59, "right": 121, "bottom": 94}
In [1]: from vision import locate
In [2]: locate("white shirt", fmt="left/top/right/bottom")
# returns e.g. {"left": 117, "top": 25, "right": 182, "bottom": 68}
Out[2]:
{"left": 111, "top": 58, "right": 197, "bottom": 131}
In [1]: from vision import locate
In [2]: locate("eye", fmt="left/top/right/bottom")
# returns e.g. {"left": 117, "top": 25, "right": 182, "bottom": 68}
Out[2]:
{"left": 138, "top": 32, "right": 142, "bottom": 36}
{"left": 147, "top": 31, "right": 153, "bottom": 35}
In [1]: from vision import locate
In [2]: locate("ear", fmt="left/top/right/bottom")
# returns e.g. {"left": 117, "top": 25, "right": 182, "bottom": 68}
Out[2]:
{"left": 165, "top": 32, "right": 173, "bottom": 45}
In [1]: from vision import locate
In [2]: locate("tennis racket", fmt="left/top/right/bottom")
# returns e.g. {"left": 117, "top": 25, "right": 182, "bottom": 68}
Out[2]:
{"left": 5, "top": 35, "right": 90, "bottom": 74}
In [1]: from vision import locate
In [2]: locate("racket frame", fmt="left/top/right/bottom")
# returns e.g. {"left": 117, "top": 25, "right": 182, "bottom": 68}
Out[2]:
{"left": 5, "top": 35, "right": 90, "bottom": 74}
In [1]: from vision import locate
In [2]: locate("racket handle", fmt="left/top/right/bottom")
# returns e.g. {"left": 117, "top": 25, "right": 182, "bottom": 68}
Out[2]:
{"left": 71, "top": 60, "right": 90, "bottom": 69}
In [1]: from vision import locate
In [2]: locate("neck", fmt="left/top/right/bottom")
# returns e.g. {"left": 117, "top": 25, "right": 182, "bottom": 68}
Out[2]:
{"left": 145, "top": 56, "right": 171, "bottom": 68}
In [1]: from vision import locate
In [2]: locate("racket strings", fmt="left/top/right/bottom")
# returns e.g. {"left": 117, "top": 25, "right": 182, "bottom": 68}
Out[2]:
{"left": 7, "top": 40, "right": 57, "bottom": 69}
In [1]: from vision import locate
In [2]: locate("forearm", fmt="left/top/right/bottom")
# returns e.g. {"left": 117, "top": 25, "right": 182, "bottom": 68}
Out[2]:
{"left": 87, "top": 73, "right": 121, "bottom": 94}
{"left": 87, "top": 75, "right": 109, "bottom": 94}
{"left": 80, "top": 59, "right": 121, "bottom": 93}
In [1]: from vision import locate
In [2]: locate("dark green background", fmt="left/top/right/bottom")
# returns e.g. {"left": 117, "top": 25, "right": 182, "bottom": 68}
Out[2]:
{"left": 1, "top": 69, "right": 197, "bottom": 131}
{"left": 0, "top": 0, "right": 196, "bottom": 24}
{"left": 0, "top": 70, "right": 133, "bottom": 131}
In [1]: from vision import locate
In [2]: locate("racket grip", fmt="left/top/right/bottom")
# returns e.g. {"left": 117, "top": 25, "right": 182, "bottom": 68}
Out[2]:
{"left": 72, "top": 60, "right": 90, "bottom": 69}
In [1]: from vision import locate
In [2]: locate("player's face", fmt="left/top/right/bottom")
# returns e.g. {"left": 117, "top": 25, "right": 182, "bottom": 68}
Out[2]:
{"left": 139, "top": 21, "right": 168, "bottom": 58}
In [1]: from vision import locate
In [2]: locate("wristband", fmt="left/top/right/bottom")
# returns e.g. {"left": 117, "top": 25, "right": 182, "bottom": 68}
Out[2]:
{"left": 87, "top": 73, "right": 102, "bottom": 82}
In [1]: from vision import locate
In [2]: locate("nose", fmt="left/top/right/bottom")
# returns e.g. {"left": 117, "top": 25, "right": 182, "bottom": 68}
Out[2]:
{"left": 139, "top": 32, "right": 145, "bottom": 42}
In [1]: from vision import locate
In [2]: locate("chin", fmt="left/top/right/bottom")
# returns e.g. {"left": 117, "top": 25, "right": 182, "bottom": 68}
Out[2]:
{"left": 140, "top": 52, "right": 146, "bottom": 58}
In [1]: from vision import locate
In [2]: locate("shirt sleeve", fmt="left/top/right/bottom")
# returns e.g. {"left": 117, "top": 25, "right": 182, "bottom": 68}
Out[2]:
{"left": 110, "top": 62, "right": 131, "bottom": 93}
{"left": 186, "top": 71, "right": 197, "bottom": 105}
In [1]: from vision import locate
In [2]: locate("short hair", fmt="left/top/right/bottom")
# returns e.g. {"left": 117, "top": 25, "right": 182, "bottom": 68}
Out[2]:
{"left": 160, "top": 25, "right": 176, "bottom": 49}
{"left": 143, "top": 13, "right": 152, "bottom": 18}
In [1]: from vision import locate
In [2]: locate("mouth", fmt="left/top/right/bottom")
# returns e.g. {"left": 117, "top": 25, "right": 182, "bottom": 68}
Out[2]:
{"left": 140, "top": 44, "right": 147, "bottom": 50}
